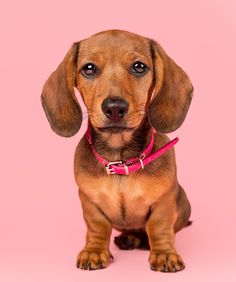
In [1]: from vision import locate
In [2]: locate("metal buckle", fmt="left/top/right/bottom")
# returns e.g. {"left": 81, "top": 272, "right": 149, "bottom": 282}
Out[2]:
{"left": 139, "top": 158, "right": 144, "bottom": 169}
{"left": 140, "top": 153, "right": 145, "bottom": 160}
{"left": 139, "top": 153, "right": 145, "bottom": 169}
{"left": 124, "top": 164, "right": 129, "bottom": 175}
{"left": 105, "top": 161, "right": 123, "bottom": 175}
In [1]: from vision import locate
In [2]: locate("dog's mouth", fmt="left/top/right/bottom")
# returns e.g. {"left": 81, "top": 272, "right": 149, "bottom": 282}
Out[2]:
{"left": 97, "top": 126, "right": 135, "bottom": 134}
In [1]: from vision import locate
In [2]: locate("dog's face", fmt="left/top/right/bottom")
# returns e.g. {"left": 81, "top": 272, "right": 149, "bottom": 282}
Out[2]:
{"left": 41, "top": 30, "right": 193, "bottom": 145}
{"left": 77, "top": 31, "right": 153, "bottom": 146}
{"left": 78, "top": 32, "right": 152, "bottom": 130}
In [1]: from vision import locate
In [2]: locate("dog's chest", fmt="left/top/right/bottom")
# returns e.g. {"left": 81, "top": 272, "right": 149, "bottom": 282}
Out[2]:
{"left": 84, "top": 175, "right": 153, "bottom": 229}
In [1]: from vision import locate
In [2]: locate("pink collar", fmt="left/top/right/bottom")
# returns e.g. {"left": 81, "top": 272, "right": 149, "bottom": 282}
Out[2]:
{"left": 86, "top": 125, "right": 179, "bottom": 175}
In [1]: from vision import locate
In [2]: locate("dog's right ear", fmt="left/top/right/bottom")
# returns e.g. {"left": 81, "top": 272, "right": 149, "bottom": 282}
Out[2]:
{"left": 41, "top": 42, "right": 82, "bottom": 137}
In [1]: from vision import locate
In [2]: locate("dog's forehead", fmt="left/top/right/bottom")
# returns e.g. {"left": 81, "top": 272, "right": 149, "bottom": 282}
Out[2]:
{"left": 79, "top": 30, "right": 151, "bottom": 57}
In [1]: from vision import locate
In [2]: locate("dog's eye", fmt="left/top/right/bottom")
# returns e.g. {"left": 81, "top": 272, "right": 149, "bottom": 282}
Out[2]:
{"left": 132, "top": 61, "right": 148, "bottom": 76}
{"left": 81, "top": 63, "right": 98, "bottom": 77}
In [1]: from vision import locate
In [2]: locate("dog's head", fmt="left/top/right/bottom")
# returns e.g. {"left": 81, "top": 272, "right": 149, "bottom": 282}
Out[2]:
{"left": 41, "top": 30, "right": 193, "bottom": 146}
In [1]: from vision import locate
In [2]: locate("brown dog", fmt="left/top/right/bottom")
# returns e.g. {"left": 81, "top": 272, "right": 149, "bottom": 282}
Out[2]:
{"left": 41, "top": 30, "right": 193, "bottom": 272}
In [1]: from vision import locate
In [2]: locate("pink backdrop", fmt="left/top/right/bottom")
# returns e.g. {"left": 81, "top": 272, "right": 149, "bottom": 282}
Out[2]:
{"left": 1, "top": 0, "right": 236, "bottom": 281}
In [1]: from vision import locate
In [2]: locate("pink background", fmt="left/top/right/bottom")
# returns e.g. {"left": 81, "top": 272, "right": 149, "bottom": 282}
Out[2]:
{"left": 1, "top": 0, "right": 236, "bottom": 281}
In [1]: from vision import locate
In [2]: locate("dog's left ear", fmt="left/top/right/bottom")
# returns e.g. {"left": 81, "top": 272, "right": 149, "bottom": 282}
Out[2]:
{"left": 148, "top": 40, "right": 193, "bottom": 133}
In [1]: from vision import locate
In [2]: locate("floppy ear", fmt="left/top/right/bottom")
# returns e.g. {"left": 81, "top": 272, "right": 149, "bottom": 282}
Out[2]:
{"left": 148, "top": 40, "right": 193, "bottom": 133}
{"left": 41, "top": 42, "right": 82, "bottom": 137}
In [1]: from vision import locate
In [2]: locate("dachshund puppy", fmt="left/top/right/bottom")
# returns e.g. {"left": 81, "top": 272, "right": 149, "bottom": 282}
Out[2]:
{"left": 41, "top": 30, "right": 193, "bottom": 272}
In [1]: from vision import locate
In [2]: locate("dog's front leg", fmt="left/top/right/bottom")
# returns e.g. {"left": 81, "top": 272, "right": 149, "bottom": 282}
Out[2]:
{"left": 76, "top": 190, "right": 113, "bottom": 270}
{"left": 146, "top": 196, "right": 185, "bottom": 272}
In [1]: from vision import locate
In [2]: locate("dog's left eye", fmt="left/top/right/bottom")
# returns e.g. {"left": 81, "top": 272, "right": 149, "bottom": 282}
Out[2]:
{"left": 132, "top": 61, "right": 148, "bottom": 76}
{"left": 81, "top": 63, "right": 98, "bottom": 78}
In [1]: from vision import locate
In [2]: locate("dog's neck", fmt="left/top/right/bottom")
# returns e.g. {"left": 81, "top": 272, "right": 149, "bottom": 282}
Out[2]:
{"left": 89, "top": 118, "right": 153, "bottom": 162}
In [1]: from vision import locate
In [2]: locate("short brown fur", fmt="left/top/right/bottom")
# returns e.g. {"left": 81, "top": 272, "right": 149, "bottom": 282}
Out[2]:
{"left": 41, "top": 30, "right": 193, "bottom": 272}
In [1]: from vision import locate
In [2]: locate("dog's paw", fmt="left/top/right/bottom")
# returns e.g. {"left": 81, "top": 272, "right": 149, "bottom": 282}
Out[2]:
{"left": 149, "top": 251, "right": 185, "bottom": 272}
{"left": 76, "top": 248, "right": 113, "bottom": 270}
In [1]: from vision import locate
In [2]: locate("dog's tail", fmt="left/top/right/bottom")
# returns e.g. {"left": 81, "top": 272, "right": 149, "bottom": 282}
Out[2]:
{"left": 185, "top": 220, "right": 193, "bottom": 227}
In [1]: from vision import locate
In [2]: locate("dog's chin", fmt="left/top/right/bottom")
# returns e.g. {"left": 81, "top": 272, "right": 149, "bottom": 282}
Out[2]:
{"left": 95, "top": 125, "right": 135, "bottom": 149}
{"left": 97, "top": 126, "right": 135, "bottom": 134}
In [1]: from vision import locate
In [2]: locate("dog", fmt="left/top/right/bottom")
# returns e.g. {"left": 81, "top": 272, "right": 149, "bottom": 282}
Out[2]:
{"left": 41, "top": 30, "right": 193, "bottom": 272}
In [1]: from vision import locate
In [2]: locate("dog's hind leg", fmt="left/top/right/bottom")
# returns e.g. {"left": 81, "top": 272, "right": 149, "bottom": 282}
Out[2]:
{"left": 114, "top": 229, "right": 150, "bottom": 250}
{"left": 174, "top": 184, "right": 192, "bottom": 233}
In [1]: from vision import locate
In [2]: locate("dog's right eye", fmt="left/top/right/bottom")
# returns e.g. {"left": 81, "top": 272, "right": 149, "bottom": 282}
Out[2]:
{"left": 81, "top": 63, "right": 98, "bottom": 78}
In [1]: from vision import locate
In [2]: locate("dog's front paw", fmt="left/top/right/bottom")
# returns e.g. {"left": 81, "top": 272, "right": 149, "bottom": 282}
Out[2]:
{"left": 76, "top": 248, "right": 113, "bottom": 270}
{"left": 149, "top": 251, "right": 185, "bottom": 272}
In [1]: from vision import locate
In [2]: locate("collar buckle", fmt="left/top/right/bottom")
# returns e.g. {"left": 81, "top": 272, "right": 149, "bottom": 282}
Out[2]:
{"left": 105, "top": 161, "right": 123, "bottom": 175}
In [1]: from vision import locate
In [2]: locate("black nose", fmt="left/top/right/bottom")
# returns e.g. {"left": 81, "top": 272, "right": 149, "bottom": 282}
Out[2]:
{"left": 101, "top": 97, "right": 129, "bottom": 122}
